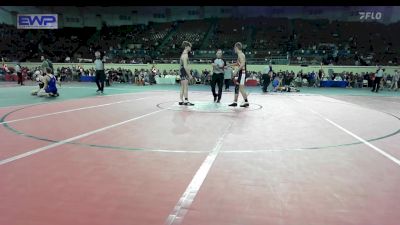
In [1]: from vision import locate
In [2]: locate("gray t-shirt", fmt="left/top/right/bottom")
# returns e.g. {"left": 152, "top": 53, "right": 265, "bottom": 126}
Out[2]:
{"left": 15, "top": 64, "right": 21, "bottom": 73}
{"left": 224, "top": 67, "right": 233, "bottom": 80}
{"left": 376, "top": 69, "right": 383, "bottom": 78}
{"left": 41, "top": 60, "right": 49, "bottom": 71}
{"left": 263, "top": 66, "right": 271, "bottom": 74}
{"left": 94, "top": 59, "right": 104, "bottom": 70}
{"left": 212, "top": 58, "right": 225, "bottom": 74}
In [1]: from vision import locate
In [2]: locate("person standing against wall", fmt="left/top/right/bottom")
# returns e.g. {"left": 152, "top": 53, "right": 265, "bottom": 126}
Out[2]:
{"left": 372, "top": 66, "right": 383, "bottom": 93}
{"left": 224, "top": 65, "right": 233, "bottom": 92}
{"left": 390, "top": 69, "right": 399, "bottom": 91}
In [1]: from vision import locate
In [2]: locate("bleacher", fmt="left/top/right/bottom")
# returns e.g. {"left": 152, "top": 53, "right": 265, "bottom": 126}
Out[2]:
{"left": 1, "top": 17, "right": 399, "bottom": 66}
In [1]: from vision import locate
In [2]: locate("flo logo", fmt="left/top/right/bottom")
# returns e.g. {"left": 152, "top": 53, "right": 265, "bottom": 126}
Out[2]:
{"left": 359, "top": 12, "right": 382, "bottom": 20}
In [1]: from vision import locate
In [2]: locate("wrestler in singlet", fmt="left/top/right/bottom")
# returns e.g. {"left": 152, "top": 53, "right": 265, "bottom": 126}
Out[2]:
{"left": 178, "top": 41, "right": 194, "bottom": 106}
{"left": 229, "top": 42, "right": 249, "bottom": 107}
{"left": 236, "top": 60, "right": 247, "bottom": 86}
{"left": 180, "top": 58, "right": 189, "bottom": 81}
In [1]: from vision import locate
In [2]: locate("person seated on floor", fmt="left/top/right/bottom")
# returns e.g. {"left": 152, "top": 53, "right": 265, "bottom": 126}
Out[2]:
{"left": 277, "top": 85, "right": 301, "bottom": 92}
{"left": 138, "top": 71, "right": 145, "bottom": 86}
{"left": 37, "top": 67, "right": 59, "bottom": 97}
{"left": 31, "top": 70, "right": 45, "bottom": 95}
{"left": 334, "top": 74, "right": 343, "bottom": 81}
{"left": 272, "top": 76, "right": 281, "bottom": 92}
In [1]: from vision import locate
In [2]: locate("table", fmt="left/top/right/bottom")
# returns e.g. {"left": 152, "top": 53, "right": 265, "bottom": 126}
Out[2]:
{"left": 5, "top": 74, "right": 17, "bottom": 81}
{"left": 320, "top": 81, "right": 348, "bottom": 87}
{"left": 80, "top": 76, "right": 96, "bottom": 82}
{"left": 245, "top": 79, "right": 258, "bottom": 86}
{"left": 155, "top": 75, "right": 177, "bottom": 85}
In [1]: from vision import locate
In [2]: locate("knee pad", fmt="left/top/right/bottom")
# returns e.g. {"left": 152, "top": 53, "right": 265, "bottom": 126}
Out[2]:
{"left": 235, "top": 85, "right": 239, "bottom": 94}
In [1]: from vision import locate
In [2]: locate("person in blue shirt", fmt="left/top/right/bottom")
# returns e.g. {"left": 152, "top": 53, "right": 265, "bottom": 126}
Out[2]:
{"left": 38, "top": 67, "right": 59, "bottom": 97}
{"left": 272, "top": 76, "right": 280, "bottom": 92}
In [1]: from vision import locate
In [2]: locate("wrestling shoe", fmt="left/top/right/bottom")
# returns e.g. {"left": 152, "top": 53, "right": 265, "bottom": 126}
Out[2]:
{"left": 184, "top": 102, "right": 195, "bottom": 106}
{"left": 228, "top": 102, "right": 237, "bottom": 107}
{"left": 240, "top": 102, "right": 249, "bottom": 107}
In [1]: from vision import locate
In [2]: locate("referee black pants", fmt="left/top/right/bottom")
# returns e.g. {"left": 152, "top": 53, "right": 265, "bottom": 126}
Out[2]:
{"left": 262, "top": 74, "right": 270, "bottom": 92}
{"left": 224, "top": 79, "right": 230, "bottom": 90}
{"left": 211, "top": 73, "right": 224, "bottom": 101}
{"left": 17, "top": 72, "right": 23, "bottom": 85}
{"left": 95, "top": 70, "right": 105, "bottom": 91}
{"left": 372, "top": 77, "right": 382, "bottom": 92}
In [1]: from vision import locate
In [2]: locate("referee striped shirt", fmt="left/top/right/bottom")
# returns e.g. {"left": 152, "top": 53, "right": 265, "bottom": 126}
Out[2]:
{"left": 94, "top": 59, "right": 104, "bottom": 71}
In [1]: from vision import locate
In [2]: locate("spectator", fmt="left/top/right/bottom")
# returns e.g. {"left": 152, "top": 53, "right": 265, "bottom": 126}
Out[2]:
{"left": 272, "top": 76, "right": 281, "bottom": 92}
{"left": 390, "top": 70, "right": 399, "bottom": 91}
{"left": 355, "top": 73, "right": 364, "bottom": 88}
{"left": 372, "top": 66, "right": 383, "bottom": 93}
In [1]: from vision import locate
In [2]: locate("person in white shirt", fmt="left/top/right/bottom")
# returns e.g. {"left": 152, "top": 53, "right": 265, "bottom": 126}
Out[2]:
{"left": 334, "top": 75, "right": 343, "bottom": 81}
{"left": 372, "top": 66, "right": 384, "bottom": 93}
{"left": 390, "top": 69, "right": 399, "bottom": 91}
{"left": 31, "top": 70, "right": 44, "bottom": 96}
{"left": 211, "top": 49, "right": 226, "bottom": 103}
{"left": 15, "top": 63, "right": 23, "bottom": 85}
{"left": 94, "top": 51, "right": 105, "bottom": 94}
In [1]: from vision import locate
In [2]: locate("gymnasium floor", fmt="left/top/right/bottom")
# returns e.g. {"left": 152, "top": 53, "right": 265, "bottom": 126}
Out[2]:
{"left": 0, "top": 81, "right": 399, "bottom": 225}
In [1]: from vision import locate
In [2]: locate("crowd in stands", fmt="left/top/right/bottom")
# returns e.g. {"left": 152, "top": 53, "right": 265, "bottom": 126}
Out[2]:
{"left": 1, "top": 17, "right": 400, "bottom": 66}
{"left": 2, "top": 61, "right": 398, "bottom": 92}
{"left": 206, "top": 18, "right": 250, "bottom": 50}
{"left": 252, "top": 18, "right": 290, "bottom": 57}
{"left": 0, "top": 24, "right": 43, "bottom": 62}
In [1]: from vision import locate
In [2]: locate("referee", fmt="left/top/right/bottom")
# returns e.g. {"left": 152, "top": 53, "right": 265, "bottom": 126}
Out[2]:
{"left": 211, "top": 49, "right": 226, "bottom": 103}
{"left": 262, "top": 62, "right": 272, "bottom": 93}
{"left": 16, "top": 63, "right": 24, "bottom": 86}
{"left": 94, "top": 51, "right": 105, "bottom": 94}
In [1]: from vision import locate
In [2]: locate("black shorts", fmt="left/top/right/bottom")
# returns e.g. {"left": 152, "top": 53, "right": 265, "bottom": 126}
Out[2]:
{"left": 180, "top": 67, "right": 188, "bottom": 80}
{"left": 237, "top": 70, "right": 246, "bottom": 85}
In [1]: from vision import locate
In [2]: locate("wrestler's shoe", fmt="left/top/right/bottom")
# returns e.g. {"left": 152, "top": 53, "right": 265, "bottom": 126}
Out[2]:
{"left": 228, "top": 102, "right": 237, "bottom": 107}
{"left": 184, "top": 102, "right": 195, "bottom": 106}
{"left": 240, "top": 102, "right": 249, "bottom": 107}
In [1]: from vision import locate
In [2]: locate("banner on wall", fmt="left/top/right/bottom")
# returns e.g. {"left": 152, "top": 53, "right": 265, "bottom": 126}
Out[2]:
{"left": 17, "top": 14, "right": 58, "bottom": 29}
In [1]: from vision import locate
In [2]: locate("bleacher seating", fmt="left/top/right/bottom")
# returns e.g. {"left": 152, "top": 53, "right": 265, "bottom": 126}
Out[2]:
{"left": 0, "top": 17, "right": 399, "bottom": 66}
